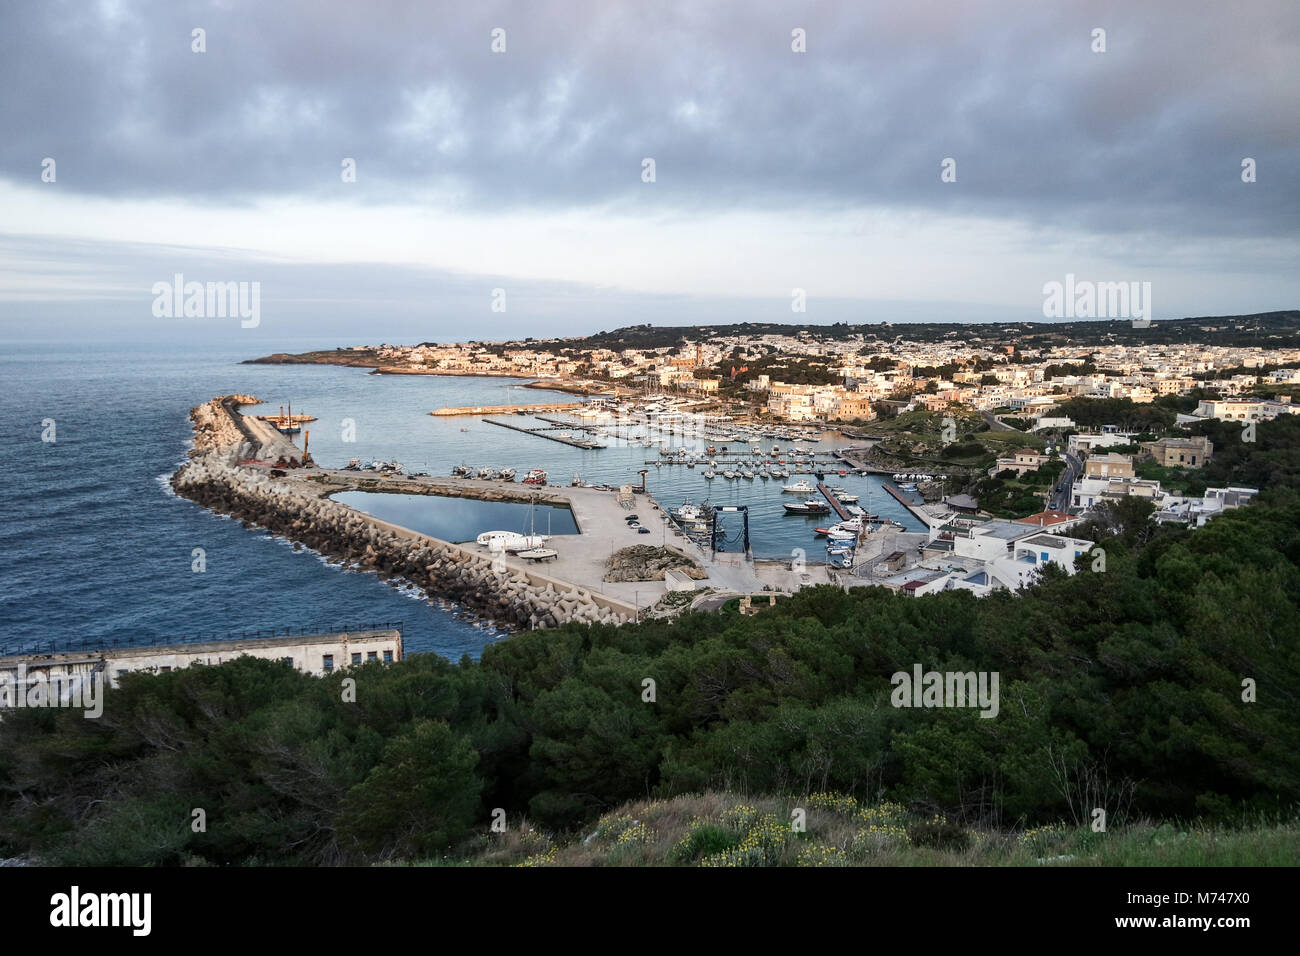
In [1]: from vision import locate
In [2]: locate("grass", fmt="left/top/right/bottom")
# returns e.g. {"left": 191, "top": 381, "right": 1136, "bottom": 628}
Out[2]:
{"left": 409, "top": 792, "right": 1300, "bottom": 867}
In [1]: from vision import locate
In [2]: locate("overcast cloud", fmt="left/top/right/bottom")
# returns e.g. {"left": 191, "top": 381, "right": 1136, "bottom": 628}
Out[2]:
{"left": 0, "top": 0, "right": 1296, "bottom": 340}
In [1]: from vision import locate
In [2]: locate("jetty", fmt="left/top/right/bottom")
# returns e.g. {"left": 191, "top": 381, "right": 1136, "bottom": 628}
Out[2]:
{"left": 816, "top": 482, "right": 853, "bottom": 521}
{"left": 883, "top": 482, "right": 933, "bottom": 525}
{"left": 431, "top": 401, "right": 584, "bottom": 417}
{"left": 483, "top": 417, "right": 606, "bottom": 449}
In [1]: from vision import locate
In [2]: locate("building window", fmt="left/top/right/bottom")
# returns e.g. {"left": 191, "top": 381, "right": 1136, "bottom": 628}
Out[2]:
{"left": 160, "top": 666, "right": 172, "bottom": 672}
{"left": 351, "top": 652, "right": 362, "bottom": 665}
{"left": 367, "top": 651, "right": 378, "bottom": 662}
{"left": 281, "top": 657, "right": 294, "bottom": 666}
{"left": 323, "top": 655, "right": 334, "bottom": 672}
{"left": 383, "top": 650, "right": 393, "bottom": 663}
{"left": 1041, "top": 552, "right": 1050, "bottom": 563}
{"left": 117, "top": 669, "right": 129, "bottom": 678}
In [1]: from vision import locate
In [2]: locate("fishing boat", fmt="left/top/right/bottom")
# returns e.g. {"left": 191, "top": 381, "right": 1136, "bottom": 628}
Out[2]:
{"left": 269, "top": 402, "right": 302, "bottom": 435}
{"left": 498, "top": 468, "right": 516, "bottom": 481}
{"left": 522, "top": 468, "right": 548, "bottom": 485}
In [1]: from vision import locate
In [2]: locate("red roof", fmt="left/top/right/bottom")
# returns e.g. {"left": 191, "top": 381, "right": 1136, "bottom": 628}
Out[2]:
{"left": 1016, "top": 510, "right": 1072, "bottom": 526}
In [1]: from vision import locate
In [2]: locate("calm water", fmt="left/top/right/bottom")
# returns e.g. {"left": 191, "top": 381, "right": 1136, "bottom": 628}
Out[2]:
{"left": 0, "top": 339, "right": 922, "bottom": 659}
{"left": 332, "top": 491, "right": 578, "bottom": 542}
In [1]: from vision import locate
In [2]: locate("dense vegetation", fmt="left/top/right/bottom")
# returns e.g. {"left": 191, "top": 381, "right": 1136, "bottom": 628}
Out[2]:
{"left": 2, "top": 486, "right": 1296, "bottom": 866}
{"left": 576, "top": 312, "right": 1300, "bottom": 351}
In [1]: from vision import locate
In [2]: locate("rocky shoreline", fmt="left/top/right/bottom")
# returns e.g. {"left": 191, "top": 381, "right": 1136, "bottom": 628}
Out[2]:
{"left": 171, "top": 398, "right": 634, "bottom": 632}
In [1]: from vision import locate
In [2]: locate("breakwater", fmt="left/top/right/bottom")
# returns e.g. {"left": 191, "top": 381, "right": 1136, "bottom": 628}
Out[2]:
{"left": 171, "top": 397, "right": 635, "bottom": 631}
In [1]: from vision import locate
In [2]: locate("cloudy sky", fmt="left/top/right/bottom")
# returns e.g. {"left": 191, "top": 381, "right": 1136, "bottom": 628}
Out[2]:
{"left": 1, "top": 0, "right": 1297, "bottom": 343}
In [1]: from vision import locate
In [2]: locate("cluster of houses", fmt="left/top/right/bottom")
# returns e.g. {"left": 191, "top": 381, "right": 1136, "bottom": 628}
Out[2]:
{"left": 863, "top": 424, "right": 1258, "bottom": 597}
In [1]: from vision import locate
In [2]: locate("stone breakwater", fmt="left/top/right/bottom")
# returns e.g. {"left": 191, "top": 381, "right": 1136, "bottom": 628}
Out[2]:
{"left": 171, "top": 400, "right": 634, "bottom": 632}
{"left": 189, "top": 395, "right": 262, "bottom": 453}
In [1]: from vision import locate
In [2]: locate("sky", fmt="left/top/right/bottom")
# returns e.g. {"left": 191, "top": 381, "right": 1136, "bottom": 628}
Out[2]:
{"left": 0, "top": 0, "right": 1297, "bottom": 345}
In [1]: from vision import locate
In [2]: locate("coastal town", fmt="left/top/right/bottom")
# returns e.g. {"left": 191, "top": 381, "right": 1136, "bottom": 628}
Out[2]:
{"left": 242, "top": 313, "right": 1300, "bottom": 603}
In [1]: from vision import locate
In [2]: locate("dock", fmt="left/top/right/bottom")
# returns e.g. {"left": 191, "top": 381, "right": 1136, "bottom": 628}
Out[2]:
{"left": 647, "top": 458, "right": 848, "bottom": 468}
{"left": 882, "top": 482, "right": 933, "bottom": 525}
{"left": 816, "top": 482, "right": 853, "bottom": 521}
{"left": 431, "top": 402, "right": 584, "bottom": 417}
{"left": 483, "top": 417, "right": 606, "bottom": 449}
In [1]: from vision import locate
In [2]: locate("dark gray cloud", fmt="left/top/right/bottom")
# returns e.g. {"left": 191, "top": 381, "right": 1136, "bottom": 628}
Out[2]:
{"left": 2, "top": 0, "right": 1297, "bottom": 238}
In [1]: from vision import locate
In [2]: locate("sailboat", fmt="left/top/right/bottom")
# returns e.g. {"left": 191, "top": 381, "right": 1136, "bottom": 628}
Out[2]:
{"left": 517, "top": 497, "right": 559, "bottom": 562}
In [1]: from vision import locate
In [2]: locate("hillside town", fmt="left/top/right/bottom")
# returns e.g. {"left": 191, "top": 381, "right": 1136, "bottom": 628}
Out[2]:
{"left": 251, "top": 319, "right": 1300, "bottom": 600}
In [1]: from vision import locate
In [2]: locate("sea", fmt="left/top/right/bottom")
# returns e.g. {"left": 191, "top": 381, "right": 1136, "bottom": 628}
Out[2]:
{"left": 0, "top": 339, "right": 924, "bottom": 661}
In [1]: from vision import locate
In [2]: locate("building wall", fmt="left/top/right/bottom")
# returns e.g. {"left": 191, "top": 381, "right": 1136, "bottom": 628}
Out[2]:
{"left": 1, "top": 630, "right": 402, "bottom": 700}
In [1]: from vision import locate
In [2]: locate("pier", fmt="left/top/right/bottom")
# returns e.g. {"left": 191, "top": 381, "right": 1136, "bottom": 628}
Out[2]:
{"left": 816, "top": 482, "right": 853, "bottom": 521}
{"left": 431, "top": 401, "right": 584, "bottom": 417}
{"left": 645, "top": 458, "right": 848, "bottom": 469}
{"left": 882, "top": 482, "right": 934, "bottom": 526}
{"left": 483, "top": 417, "right": 606, "bottom": 449}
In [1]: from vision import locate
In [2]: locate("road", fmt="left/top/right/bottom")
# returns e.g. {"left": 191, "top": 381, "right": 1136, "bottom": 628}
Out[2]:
{"left": 980, "top": 410, "right": 1019, "bottom": 432}
{"left": 1050, "top": 452, "right": 1082, "bottom": 511}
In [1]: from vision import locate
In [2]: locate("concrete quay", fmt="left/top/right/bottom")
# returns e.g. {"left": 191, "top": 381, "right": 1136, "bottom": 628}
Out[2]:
{"left": 293, "top": 467, "right": 766, "bottom": 613}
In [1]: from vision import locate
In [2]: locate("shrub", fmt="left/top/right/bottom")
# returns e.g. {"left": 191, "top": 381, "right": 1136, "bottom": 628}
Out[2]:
{"left": 907, "top": 816, "right": 972, "bottom": 852}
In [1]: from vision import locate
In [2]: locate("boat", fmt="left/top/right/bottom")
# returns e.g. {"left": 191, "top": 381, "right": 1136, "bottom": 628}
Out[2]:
{"left": 722, "top": 470, "right": 736, "bottom": 479}
{"left": 784, "top": 498, "right": 831, "bottom": 515}
{"left": 476, "top": 530, "right": 550, "bottom": 551}
{"left": 782, "top": 479, "right": 815, "bottom": 494}
{"left": 517, "top": 547, "right": 558, "bottom": 563}
{"left": 758, "top": 469, "right": 770, "bottom": 479}
{"left": 273, "top": 403, "right": 301, "bottom": 435}
{"left": 703, "top": 470, "right": 716, "bottom": 480}
{"left": 451, "top": 464, "right": 473, "bottom": 478}
{"left": 344, "top": 458, "right": 362, "bottom": 471}
{"left": 522, "top": 468, "right": 548, "bottom": 485}
{"left": 498, "top": 468, "right": 516, "bottom": 481}
{"left": 741, "top": 469, "right": 755, "bottom": 479}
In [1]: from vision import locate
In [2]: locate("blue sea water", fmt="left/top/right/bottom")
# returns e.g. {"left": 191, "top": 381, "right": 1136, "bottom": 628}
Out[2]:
{"left": 0, "top": 338, "right": 923, "bottom": 660}
{"left": 331, "top": 491, "right": 578, "bottom": 542}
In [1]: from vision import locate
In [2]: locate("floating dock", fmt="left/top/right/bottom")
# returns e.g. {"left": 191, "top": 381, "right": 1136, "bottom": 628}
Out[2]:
{"left": 483, "top": 417, "right": 606, "bottom": 449}
{"left": 816, "top": 482, "right": 853, "bottom": 521}
{"left": 431, "top": 402, "right": 584, "bottom": 417}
